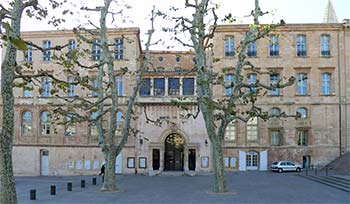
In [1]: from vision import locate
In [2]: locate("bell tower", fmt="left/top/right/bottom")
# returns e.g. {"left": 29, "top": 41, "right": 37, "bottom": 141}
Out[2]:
{"left": 323, "top": 0, "right": 338, "bottom": 23}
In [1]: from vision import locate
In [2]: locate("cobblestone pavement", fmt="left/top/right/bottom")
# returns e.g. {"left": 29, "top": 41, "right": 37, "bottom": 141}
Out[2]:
{"left": 16, "top": 171, "right": 350, "bottom": 204}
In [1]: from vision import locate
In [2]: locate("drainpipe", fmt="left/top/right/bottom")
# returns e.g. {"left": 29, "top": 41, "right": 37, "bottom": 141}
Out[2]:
{"left": 337, "top": 31, "right": 342, "bottom": 156}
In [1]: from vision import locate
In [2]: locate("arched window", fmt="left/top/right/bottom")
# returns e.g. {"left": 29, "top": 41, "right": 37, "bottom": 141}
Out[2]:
{"left": 247, "top": 117, "right": 258, "bottom": 142}
{"left": 225, "top": 120, "right": 236, "bottom": 141}
{"left": 90, "top": 111, "right": 99, "bottom": 136}
{"left": 269, "top": 107, "right": 281, "bottom": 117}
{"left": 248, "top": 74, "right": 257, "bottom": 92}
{"left": 40, "top": 111, "right": 51, "bottom": 135}
{"left": 116, "top": 111, "right": 123, "bottom": 135}
{"left": 65, "top": 113, "right": 76, "bottom": 136}
{"left": 296, "top": 108, "right": 308, "bottom": 119}
{"left": 22, "top": 111, "right": 32, "bottom": 136}
{"left": 225, "top": 74, "right": 235, "bottom": 96}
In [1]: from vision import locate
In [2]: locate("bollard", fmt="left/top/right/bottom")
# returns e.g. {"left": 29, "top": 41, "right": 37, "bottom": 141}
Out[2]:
{"left": 81, "top": 180, "right": 85, "bottom": 188}
{"left": 30, "top": 189, "right": 36, "bottom": 200}
{"left": 67, "top": 182, "right": 72, "bottom": 191}
{"left": 50, "top": 185, "right": 56, "bottom": 195}
{"left": 92, "top": 177, "right": 97, "bottom": 185}
{"left": 315, "top": 167, "right": 318, "bottom": 176}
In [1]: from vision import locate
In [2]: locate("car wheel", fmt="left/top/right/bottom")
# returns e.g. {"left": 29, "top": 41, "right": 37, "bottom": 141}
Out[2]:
{"left": 296, "top": 168, "right": 301, "bottom": 172}
{"left": 278, "top": 168, "right": 283, "bottom": 173}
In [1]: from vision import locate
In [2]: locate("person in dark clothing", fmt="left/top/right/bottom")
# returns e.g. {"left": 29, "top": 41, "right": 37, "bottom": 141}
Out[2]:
{"left": 99, "top": 163, "right": 105, "bottom": 183}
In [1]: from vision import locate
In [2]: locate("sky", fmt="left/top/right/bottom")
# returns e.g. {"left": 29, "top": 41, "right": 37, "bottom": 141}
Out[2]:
{"left": 2, "top": 0, "right": 350, "bottom": 52}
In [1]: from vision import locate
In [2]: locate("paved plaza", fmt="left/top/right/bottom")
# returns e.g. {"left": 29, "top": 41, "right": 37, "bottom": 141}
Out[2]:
{"left": 16, "top": 172, "right": 349, "bottom": 204}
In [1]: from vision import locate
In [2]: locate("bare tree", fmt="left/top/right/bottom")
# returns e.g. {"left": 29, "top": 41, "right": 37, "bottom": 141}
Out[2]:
{"left": 41, "top": 1, "right": 158, "bottom": 191}
{"left": 172, "top": 0, "right": 294, "bottom": 193}
{"left": 0, "top": 0, "right": 58, "bottom": 202}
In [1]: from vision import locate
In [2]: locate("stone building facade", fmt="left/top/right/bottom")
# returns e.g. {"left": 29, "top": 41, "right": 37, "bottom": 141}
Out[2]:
{"left": 1, "top": 22, "right": 349, "bottom": 176}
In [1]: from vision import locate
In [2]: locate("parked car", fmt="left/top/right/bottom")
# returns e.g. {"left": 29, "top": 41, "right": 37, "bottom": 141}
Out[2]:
{"left": 271, "top": 161, "right": 302, "bottom": 173}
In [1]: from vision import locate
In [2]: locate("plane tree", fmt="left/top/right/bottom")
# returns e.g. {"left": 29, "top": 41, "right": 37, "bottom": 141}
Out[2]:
{"left": 171, "top": 0, "right": 295, "bottom": 193}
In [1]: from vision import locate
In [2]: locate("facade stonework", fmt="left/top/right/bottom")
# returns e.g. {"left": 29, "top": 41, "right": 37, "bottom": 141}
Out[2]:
{"left": 1, "top": 22, "right": 349, "bottom": 176}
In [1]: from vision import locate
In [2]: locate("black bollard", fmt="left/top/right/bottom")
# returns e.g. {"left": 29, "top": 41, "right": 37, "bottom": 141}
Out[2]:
{"left": 30, "top": 189, "right": 36, "bottom": 200}
{"left": 81, "top": 180, "right": 85, "bottom": 188}
{"left": 67, "top": 182, "right": 72, "bottom": 191}
{"left": 92, "top": 177, "right": 97, "bottom": 185}
{"left": 50, "top": 185, "right": 56, "bottom": 195}
{"left": 315, "top": 167, "right": 318, "bottom": 176}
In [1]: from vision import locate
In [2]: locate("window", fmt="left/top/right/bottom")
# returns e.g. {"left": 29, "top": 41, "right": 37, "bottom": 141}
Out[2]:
{"left": 225, "top": 120, "right": 236, "bottom": 141}
{"left": 154, "top": 78, "right": 165, "bottom": 96}
{"left": 175, "top": 57, "right": 181, "bottom": 62}
{"left": 270, "top": 130, "right": 281, "bottom": 146}
{"left": 296, "top": 35, "right": 307, "bottom": 57}
{"left": 115, "top": 76, "right": 123, "bottom": 96}
{"left": 91, "top": 79, "right": 98, "bottom": 97}
{"left": 320, "top": 34, "right": 330, "bottom": 56}
{"left": 168, "top": 78, "right": 180, "bottom": 95}
{"left": 225, "top": 74, "right": 234, "bottom": 96}
{"left": 247, "top": 117, "right": 258, "bottom": 142}
{"left": 158, "top": 56, "right": 163, "bottom": 62}
{"left": 183, "top": 78, "right": 194, "bottom": 95}
{"left": 116, "top": 111, "right": 123, "bottom": 135}
{"left": 114, "top": 38, "right": 123, "bottom": 60}
{"left": 90, "top": 111, "right": 99, "bottom": 136}
{"left": 296, "top": 107, "right": 308, "bottom": 119}
{"left": 269, "top": 74, "right": 280, "bottom": 96}
{"left": 269, "top": 107, "right": 281, "bottom": 117}
{"left": 140, "top": 79, "right": 151, "bottom": 96}
{"left": 65, "top": 113, "right": 76, "bottom": 136}
{"left": 247, "top": 42, "right": 257, "bottom": 57}
{"left": 68, "top": 77, "right": 75, "bottom": 97}
{"left": 43, "top": 40, "right": 51, "bottom": 61}
{"left": 321, "top": 73, "right": 332, "bottom": 95}
{"left": 23, "top": 82, "right": 33, "bottom": 97}
{"left": 41, "top": 77, "right": 51, "bottom": 97}
{"left": 92, "top": 39, "right": 101, "bottom": 61}
{"left": 297, "top": 130, "right": 308, "bottom": 146}
{"left": 269, "top": 36, "right": 279, "bottom": 56}
{"left": 40, "top": 111, "right": 51, "bottom": 135}
{"left": 297, "top": 73, "right": 307, "bottom": 95}
{"left": 68, "top": 40, "right": 76, "bottom": 50}
{"left": 225, "top": 36, "right": 235, "bottom": 57}
{"left": 22, "top": 111, "right": 32, "bottom": 136}
{"left": 248, "top": 74, "right": 257, "bottom": 93}
{"left": 25, "top": 45, "right": 33, "bottom": 62}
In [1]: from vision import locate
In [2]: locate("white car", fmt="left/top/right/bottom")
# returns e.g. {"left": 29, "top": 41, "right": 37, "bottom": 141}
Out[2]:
{"left": 271, "top": 161, "right": 302, "bottom": 173}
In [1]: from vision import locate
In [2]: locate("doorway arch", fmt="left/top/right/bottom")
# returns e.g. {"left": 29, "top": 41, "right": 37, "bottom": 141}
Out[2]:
{"left": 164, "top": 133, "right": 185, "bottom": 171}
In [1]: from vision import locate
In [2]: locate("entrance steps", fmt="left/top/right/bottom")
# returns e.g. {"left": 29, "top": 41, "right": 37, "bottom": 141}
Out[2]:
{"left": 299, "top": 174, "right": 350, "bottom": 192}
{"left": 155, "top": 171, "right": 197, "bottom": 177}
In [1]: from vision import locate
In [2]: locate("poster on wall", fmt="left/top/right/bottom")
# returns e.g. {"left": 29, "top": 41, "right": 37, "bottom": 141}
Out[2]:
{"left": 84, "top": 160, "right": 91, "bottom": 170}
{"left": 76, "top": 160, "right": 83, "bottom": 170}
{"left": 68, "top": 161, "right": 74, "bottom": 169}
{"left": 224, "top": 157, "right": 230, "bottom": 167}
{"left": 127, "top": 157, "right": 135, "bottom": 168}
{"left": 230, "top": 157, "right": 236, "bottom": 167}
{"left": 93, "top": 160, "right": 100, "bottom": 170}
{"left": 201, "top": 156, "right": 209, "bottom": 168}
{"left": 139, "top": 157, "right": 147, "bottom": 168}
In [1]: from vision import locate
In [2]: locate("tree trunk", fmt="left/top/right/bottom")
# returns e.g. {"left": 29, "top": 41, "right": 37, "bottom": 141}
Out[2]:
{"left": 0, "top": 143, "right": 17, "bottom": 204}
{"left": 101, "top": 147, "right": 117, "bottom": 191}
{"left": 0, "top": 0, "right": 24, "bottom": 203}
{"left": 211, "top": 139, "right": 226, "bottom": 193}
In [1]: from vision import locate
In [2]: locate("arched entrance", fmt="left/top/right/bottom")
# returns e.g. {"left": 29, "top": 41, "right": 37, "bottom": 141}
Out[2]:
{"left": 164, "top": 133, "right": 185, "bottom": 171}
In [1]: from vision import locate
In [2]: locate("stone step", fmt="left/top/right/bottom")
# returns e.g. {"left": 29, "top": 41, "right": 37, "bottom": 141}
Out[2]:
{"left": 299, "top": 175, "right": 350, "bottom": 192}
